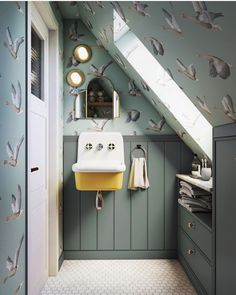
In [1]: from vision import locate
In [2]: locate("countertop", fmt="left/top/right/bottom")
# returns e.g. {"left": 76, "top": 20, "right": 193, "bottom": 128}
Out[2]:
{"left": 176, "top": 174, "right": 213, "bottom": 193}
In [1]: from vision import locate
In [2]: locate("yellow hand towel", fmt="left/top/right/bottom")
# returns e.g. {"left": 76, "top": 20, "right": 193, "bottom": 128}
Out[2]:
{"left": 128, "top": 157, "right": 150, "bottom": 190}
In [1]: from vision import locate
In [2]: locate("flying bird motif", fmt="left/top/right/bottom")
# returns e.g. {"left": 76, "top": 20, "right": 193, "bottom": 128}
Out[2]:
{"left": 128, "top": 80, "right": 141, "bottom": 96}
{"left": 88, "top": 61, "right": 113, "bottom": 77}
{"left": 146, "top": 117, "right": 166, "bottom": 132}
{"left": 84, "top": 18, "right": 93, "bottom": 30}
{"left": 6, "top": 185, "right": 23, "bottom": 222}
{"left": 88, "top": 119, "right": 109, "bottom": 131}
{"left": 13, "top": 282, "right": 24, "bottom": 295}
{"left": 98, "top": 28, "right": 110, "bottom": 43}
{"left": 68, "top": 87, "right": 85, "bottom": 97}
{"left": 4, "top": 27, "right": 24, "bottom": 59}
{"left": 129, "top": 2, "right": 150, "bottom": 17}
{"left": 114, "top": 53, "right": 127, "bottom": 68}
{"left": 5, "top": 81, "right": 23, "bottom": 114}
{"left": 182, "top": 2, "right": 223, "bottom": 31}
{"left": 15, "top": 2, "right": 24, "bottom": 14}
{"left": 222, "top": 95, "right": 236, "bottom": 122}
{"left": 3, "top": 135, "right": 24, "bottom": 167}
{"left": 196, "top": 96, "right": 211, "bottom": 114}
{"left": 176, "top": 130, "right": 186, "bottom": 138}
{"left": 110, "top": 2, "right": 127, "bottom": 23}
{"left": 198, "top": 54, "right": 231, "bottom": 79}
{"left": 66, "top": 110, "right": 78, "bottom": 123}
{"left": 83, "top": 1, "right": 95, "bottom": 15}
{"left": 140, "top": 80, "right": 149, "bottom": 91}
{"left": 176, "top": 58, "right": 198, "bottom": 81}
{"left": 126, "top": 109, "right": 141, "bottom": 122}
{"left": 67, "top": 55, "right": 79, "bottom": 68}
{"left": 4, "top": 235, "right": 24, "bottom": 284}
{"left": 162, "top": 8, "right": 182, "bottom": 36}
{"left": 145, "top": 37, "right": 164, "bottom": 56}
{"left": 68, "top": 22, "right": 84, "bottom": 42}
{"left": 95, "top": 1, "right": 105, "bottom": 8}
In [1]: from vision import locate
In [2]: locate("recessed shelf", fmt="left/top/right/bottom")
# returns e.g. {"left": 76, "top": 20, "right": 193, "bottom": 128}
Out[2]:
{"left": 87, "top": 102, "right": 113, "bottom": 107}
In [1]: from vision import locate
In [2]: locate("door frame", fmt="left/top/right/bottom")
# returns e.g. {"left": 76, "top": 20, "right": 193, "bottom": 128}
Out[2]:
{"left": 27, "top": 1, "right": 60, "bottom": 279}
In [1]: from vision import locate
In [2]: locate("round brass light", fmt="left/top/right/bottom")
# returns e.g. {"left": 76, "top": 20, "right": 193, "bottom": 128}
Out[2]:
{"left": 66, "top": 69, "right": 85, "bottom": 87}
{"left": 73, "top": 44, "right": 92, "bottom": 63}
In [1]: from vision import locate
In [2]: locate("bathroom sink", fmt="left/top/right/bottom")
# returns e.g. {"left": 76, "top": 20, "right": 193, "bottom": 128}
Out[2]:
{"left": 72, "top": 132, "right": 126, "bottom": 191}
{"left": 72, "top": 160, "right": 126, "bottom": 173}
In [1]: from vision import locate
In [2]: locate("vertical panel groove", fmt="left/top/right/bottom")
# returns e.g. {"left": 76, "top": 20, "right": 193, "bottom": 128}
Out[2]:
{"left": 96, "top": 204, "right": 98, "bottom": 250}
{"left": 164, "top": 143, "right": 166, "bottom": 249}
{"left": 113, "top": 192, "right": 115, "bottom": 250}
{"left": 147, "top": 142, "right": 149, "bottom": 250}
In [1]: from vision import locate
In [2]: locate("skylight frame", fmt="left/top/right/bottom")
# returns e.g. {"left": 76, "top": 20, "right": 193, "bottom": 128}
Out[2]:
{"left": 113, "top": 10, "right": 212, "bottom": 159}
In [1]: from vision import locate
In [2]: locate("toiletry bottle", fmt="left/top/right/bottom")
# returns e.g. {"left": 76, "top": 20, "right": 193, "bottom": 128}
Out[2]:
{"left": 191, "top": 154, "right": 201, "bottom": 178}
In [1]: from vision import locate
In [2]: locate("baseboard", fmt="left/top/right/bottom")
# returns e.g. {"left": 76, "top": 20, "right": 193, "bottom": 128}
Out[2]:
{"left": 179, "top": 253, "right": 208, "bottom": 295}
{"left": 64, "top": 250, "right": 177, "bottom": 260}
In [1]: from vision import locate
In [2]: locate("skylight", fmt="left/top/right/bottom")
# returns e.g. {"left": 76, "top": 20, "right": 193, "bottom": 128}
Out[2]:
{"left": 113, "top": 10, "right": 212, "bottom": 159}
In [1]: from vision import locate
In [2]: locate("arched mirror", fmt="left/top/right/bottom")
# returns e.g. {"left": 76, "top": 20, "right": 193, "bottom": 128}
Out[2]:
{"left": 74, "top": 77, "right": 120, "bottom": 119}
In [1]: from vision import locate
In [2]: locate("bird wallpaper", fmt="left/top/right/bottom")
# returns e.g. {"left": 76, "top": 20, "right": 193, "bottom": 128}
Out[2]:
{"left": 0, "top": 2, "right": 26, "bottom": 295}
{"left": 58, "top": 1, "right": 236, "bottom": 158}
{"left": 63, "top": 19, "right": 174, "bottom": 136}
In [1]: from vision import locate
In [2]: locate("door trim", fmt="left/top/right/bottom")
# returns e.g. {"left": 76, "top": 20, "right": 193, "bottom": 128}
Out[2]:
{"left": 27, "top": 1, "right": 60, "bottom": 280}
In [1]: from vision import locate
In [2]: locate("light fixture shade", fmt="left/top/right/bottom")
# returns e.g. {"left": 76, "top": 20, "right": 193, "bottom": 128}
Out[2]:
{"left": 74, "top": 44, "right": 92, "bottom": 63}
{"left": 66, "top": 69, "right": 85, "bottom": 87}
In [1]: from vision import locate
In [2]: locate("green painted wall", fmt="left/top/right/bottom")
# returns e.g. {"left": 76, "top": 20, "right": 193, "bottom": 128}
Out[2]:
{"left": 63, "top": 135, "right": 193, "bottom": 259}
{"left": 0, "top": 2, "right": 26, "bottom": 295}
{"left": 63, "top": 19, "right": 174, "bottom": 136}
{"left": 58, "top": 1, "right": 236, "bottom": 158}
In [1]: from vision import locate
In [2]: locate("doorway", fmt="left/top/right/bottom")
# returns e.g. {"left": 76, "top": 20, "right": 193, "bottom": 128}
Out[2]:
{"left": 27, "top": 2, "right": 60, "bottom": 294}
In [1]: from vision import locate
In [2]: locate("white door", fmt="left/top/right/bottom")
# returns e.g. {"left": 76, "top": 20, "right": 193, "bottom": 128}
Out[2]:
{"left": 28, "top": 3, "right": 49, "bottom": 295}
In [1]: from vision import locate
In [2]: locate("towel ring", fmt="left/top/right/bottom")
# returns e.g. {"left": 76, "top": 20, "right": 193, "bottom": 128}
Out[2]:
{"left": 131, "top": 144, "right": 147, "bottom": 160}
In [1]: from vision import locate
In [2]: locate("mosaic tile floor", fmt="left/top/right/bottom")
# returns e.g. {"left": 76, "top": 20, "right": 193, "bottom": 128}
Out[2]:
{"left": 41, "top": 260, "right": 197, "bottom": 295}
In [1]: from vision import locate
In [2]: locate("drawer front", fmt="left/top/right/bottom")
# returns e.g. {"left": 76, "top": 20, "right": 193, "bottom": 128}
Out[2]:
{"left": 179, "top": 206, "right": 211, "bottom": 260}
{"left": 179, "top": 229, "right": 211, "bottom": 295}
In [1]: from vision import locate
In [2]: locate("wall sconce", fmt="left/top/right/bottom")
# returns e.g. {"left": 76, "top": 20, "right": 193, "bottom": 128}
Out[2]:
{"left": 74, "top": 44, "right": 92, "bottom": 63}
{"left": 66, "top": 69, "right": 85, "bottom": 87}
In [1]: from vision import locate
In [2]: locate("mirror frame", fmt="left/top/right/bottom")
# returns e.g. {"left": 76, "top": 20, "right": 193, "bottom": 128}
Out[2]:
{"left": 73, "top": 44, "right": 92, "bottom": 63}
{"left": 85, "top": 77, "right": 120, "bottom": 119}
{"left": 66, "top": 69, "right": 85, "bottom": 87}
{"left": 74, "top": 77, "right": 120, "bottom": 120}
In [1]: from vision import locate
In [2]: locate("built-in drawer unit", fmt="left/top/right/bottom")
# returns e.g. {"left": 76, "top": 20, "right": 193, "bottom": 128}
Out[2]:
{"left": 180, "top": 206, "right": 211, "bottom": 261}
{"left": 177, "top": 174, "right": 213, "bottom": 295}
{"left": 179, "top": 228, "right": 212, "bottom": 295}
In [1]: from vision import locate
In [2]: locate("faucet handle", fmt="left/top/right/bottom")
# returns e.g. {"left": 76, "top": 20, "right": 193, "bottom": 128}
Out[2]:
{"left": 108, "top": 143, "right": 115, "bottom": 150}
{"left": 85, "top": 143, "right": 93, "bottom": 150}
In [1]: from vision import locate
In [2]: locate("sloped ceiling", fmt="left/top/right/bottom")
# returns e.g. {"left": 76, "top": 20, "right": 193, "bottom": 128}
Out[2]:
{"left": 58, "top": 1, "right": 236, "bottom": 159}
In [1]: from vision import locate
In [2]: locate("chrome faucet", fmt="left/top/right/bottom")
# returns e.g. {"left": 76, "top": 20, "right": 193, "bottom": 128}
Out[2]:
{"left": 97, "top": 143, "right": 103, "bottom": 151}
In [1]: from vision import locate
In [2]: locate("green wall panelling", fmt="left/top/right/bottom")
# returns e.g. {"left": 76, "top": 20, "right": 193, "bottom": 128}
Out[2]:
{"left": 81, "top": 191, "right": 97, "bottom": 250}
{"left": 148, "top": 142, "right": 165, "bottom": 250}
{"left": 63, "top": 135, "right": 193, "bottom": 259}
{"left": 131, "top": 141, "right": 148, "bottom": 250}
{"left": 164, "top": 142, "right": 181, "bottom": 250}
{"left": 63, "top": 140, "right": 81, "bottom": 250}
{"left": 97, "top": 191, "right": 114, "bottom": 250}
{"left": 114, "top": 141, "right": 131, "bottom": 250}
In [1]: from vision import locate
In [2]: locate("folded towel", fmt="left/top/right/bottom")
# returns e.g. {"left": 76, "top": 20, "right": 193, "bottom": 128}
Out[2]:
{"left": 178, "top": 198, "right": 211, "bottom": 213}
{"left": 128, "top": 157, "right": 150, "bottom": 190}
{"left": 180, "top": 197, "right": 212, "bottom": 209}
{"left": 179, "top": 186, "right": 211, "bottom": 198}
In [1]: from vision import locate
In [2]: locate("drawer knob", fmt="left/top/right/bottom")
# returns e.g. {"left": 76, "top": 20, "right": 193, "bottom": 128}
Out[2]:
{"left": 188, "top": 222, "right": 195, "bottom": 229}
{"left": 187, "top": 249, "right": 196, "bottom": 255}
